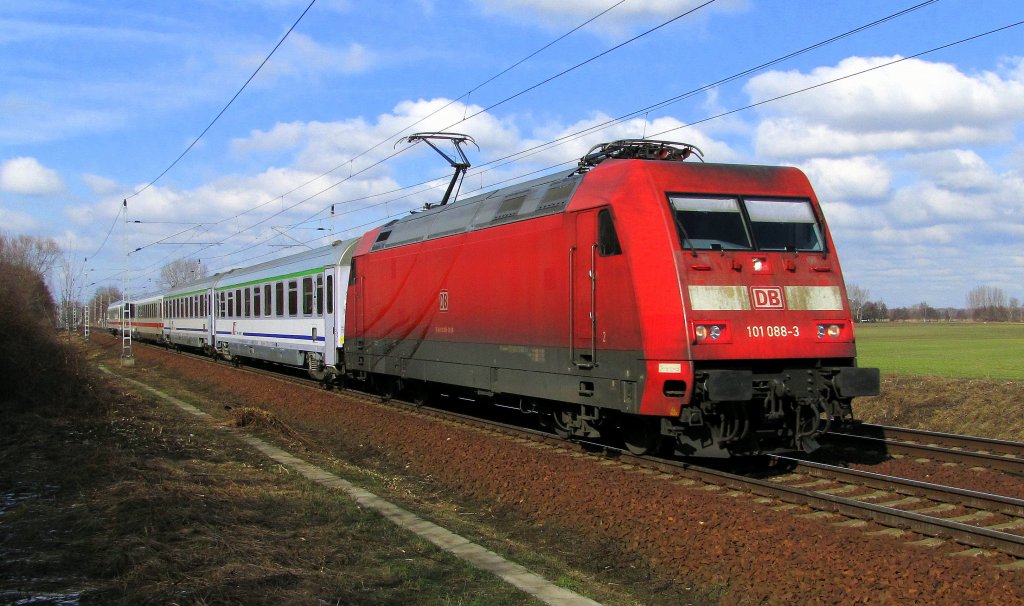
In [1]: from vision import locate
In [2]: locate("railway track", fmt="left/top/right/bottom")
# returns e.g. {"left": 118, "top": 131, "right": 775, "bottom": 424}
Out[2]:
{"left": 126, "top": 339, "right": 1024, "bottom": 563}
{"left": 824, "top": 422, "right": 1024, "bottom": 474}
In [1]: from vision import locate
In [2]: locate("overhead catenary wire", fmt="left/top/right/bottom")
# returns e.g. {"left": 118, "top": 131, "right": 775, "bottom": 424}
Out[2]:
{"left": 105, "top": 0, "right": 939, "bottom": 279}
{"left": 107, "top": 8, "right": 1020, "bottom": 286}
{"left": 274, "top": 14, "right": 1024, "bottom": 258}
{"left": 87, "top": 0, "right": 319, "bottom": 266}
{"left": 116, "top": 0, "right": 632, "bottom": 276}
{"left": 126, "top": 0, "right": 318, "bottom": 202}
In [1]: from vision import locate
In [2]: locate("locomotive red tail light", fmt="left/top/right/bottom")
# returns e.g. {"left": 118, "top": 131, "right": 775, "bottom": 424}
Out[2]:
{"left": 693, "top": 322, "right": 730, "bottom": 343}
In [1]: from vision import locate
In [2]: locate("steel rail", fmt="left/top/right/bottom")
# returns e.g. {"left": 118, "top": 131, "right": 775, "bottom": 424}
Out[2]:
{"left": 826, "top": 430, "right": 1024, "bottom": 474}
{"left": 628, "top": 454, "right": 1024, "bottom": 559}
{"left": 769, "top": 454, "right": 1024, "bottom": 518}
{"left": 841, "top": 423, "right": 1024, "bottom": 457}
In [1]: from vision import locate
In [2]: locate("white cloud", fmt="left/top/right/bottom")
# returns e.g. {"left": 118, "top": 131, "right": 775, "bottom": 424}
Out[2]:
{"left": 252, "top": 33, "right": 376, "bottom": 80}
{"left": 475, "top": 0, "right": 747, "bottom": 33}
{"left": 82, "top": 173, "right": 120, "bottom": 195}
{"left": 0, "top": 205, "right": 37, "bottom": 231}
{"left": 899, "top": 149, "right": 1001, "bottom": 191}
{"left": 0, "top": 156, "right": 65, "bottom": 195}
{"left": 746, "top": 56, "right": 1024, "bottom": 158}
{"left": 800, "top": 156, "right": 891, "bottom": 201}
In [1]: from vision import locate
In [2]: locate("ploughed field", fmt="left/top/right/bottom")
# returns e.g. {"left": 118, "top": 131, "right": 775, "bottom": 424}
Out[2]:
{"left": 75, "top": 333, "right": 1023, "bottom": 605}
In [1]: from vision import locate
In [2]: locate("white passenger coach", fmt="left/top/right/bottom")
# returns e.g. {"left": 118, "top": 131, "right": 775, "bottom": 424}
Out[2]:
{"left": 211, "top": 239, "right": 359, "bottom": 380}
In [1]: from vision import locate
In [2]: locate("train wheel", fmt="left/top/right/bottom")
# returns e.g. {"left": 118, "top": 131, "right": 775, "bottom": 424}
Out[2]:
{"left": 622, "top": 417, "right": 660, "bottom": 455}
{"left": 410, "top": 382, "right": 430, "bottom": 407}
{"left": 550, "top": 410, "right": 573, "bottom": 439}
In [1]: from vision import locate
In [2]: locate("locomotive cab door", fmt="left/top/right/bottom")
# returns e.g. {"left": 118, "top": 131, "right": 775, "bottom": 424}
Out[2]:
{"left": 571, "top": 210, "right": 599, "bottom": 369}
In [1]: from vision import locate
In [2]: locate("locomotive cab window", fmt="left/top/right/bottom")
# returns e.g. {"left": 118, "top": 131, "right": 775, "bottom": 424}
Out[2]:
{"left": 669, "top": 195, "right": 751, "bottom": 250}
{"left": 598, "top": 209, "right": 622, "bottom": 256}
{"left": 745, "top": 198, "right": 823, "bottom": 252}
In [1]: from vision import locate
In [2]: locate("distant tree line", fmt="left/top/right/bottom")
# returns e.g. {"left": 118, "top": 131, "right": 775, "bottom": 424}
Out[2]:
{"left": 847, "top": 284, "right": 1022, "bottom": 323}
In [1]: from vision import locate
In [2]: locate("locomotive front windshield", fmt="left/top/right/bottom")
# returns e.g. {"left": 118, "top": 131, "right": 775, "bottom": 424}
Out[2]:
{"left": 668, "top": 195, "right": 823, "bottom": 252}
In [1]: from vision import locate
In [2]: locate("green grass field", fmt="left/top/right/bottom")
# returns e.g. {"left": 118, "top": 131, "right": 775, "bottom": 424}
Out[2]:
{"left": 853, "top": 322, "right": 1024, "bottom": 380}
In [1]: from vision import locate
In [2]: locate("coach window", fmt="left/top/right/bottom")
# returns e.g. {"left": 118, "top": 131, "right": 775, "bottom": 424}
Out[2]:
{"left": 302, "top": 276, "right": 313, "bottom": 316}
{"left": 598, "top": 209, "right": 623, "bottom": 256}
{"left": 275, "top": 282, "right": 284, "bottom": 316}
{"left": 288, "top": 280, "right": 298, "bottom": 317}
{"left": 190, "top": 296, "right": 195, "bottom": 318}
{"left": 326, "top": 275, "right": 333, "bottom": 314}
{"left": 316, "top": 275, "right": 324, "bottom": 315}
{"left": 244, "top": 287, "right": 251, "bottom": 317}
{"left": 264, "top": 284, "right": 272, "bottom": 316}
{"left": 253, "top": 287, "right": 261, "bottom": 317}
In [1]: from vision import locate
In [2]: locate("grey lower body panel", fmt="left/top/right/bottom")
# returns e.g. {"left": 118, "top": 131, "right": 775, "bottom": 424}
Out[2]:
{"left": 346, "top": 338, "right": 646, "bottom": 413}
{"left": 222, "top": 339, "right": 312, "bottom": 367}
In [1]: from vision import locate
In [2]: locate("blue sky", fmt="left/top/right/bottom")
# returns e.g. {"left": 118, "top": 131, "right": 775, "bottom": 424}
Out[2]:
{"left": 2, "top": 0, "right": 1022, "bottom": 308}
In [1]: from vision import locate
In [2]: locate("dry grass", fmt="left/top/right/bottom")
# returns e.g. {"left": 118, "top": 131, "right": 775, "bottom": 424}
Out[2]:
{"left": 0, "top": 344, "right": 532, "bottom": 605}
{"left": 853, "top": 375, "right": 1024, "bottom": 441}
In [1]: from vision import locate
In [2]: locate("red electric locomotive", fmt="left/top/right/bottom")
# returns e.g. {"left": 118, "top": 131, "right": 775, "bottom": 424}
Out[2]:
{"left": 344, "top": 139, "right": 879, "bottom": 457}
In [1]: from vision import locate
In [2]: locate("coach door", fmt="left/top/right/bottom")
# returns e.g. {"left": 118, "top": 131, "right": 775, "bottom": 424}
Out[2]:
{"left": 571, "top": 210, "right": 599, "bottom": 369}
{"left": 322, "top": 268, "right": 338, "bottom": 367}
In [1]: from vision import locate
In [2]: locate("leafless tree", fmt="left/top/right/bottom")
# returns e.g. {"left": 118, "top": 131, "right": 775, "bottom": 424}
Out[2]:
{"left": 966, "top": 285, "right": 1009, "bottom": 321}
{"left": 845, "top": 283, "right": 869, "bottom": 322}
{"left": 88, "top": 286, "right": 123, "bottom": 325}
{"left": 1010, "top": 297, "right": 1021, "bottom": 323}
{"left": 56, "top": 251, "right": 85, "bottom": 331}
{"left": 159, "top": 258, "right": 208, "bottom": 289}
{"left": 0, "top": 231, "right": 61, "bottom": 274}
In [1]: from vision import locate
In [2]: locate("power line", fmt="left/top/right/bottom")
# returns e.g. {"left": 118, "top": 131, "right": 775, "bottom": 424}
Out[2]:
{"left": 127, "top": 0, "right": 318, "bottom": 201}
{"left": 128, "top": 0, "right": 636, "bottom": 267}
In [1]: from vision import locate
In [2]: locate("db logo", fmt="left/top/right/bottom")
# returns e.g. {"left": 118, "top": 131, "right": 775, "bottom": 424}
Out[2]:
{"left": 439, "top": 289, "right": 449, "bottom": 312}
{"left": 751, "top": 287, "right": 785, "bottom": 309}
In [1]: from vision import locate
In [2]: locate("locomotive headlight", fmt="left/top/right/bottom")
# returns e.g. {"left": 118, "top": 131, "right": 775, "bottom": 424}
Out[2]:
{"left": 817, "top": 323, "right": 842, "bottom": 338}
{"left": 693, "top": 323, "right": 729, "bottom": 343}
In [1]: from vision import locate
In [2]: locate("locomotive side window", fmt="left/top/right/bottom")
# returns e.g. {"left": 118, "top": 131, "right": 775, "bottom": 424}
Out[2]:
{"left": 669, "top": 195, "right": 751, "bottom": 250}
{"left": 598, "top": 209, "right": 622, "bottom": 256}
{"left": 745, "top": 198, "right": 823, "bottom": 252}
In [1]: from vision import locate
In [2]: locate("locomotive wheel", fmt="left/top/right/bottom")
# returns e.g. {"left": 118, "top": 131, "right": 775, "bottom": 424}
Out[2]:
{"left": 622, "top": 417, "right": 660, "bottom": 455}
{"left": 550, "top": 410, "right": 573, "bottom": 439}
{"left": 410, "top": 382, "right": 430, "bottom": 407}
